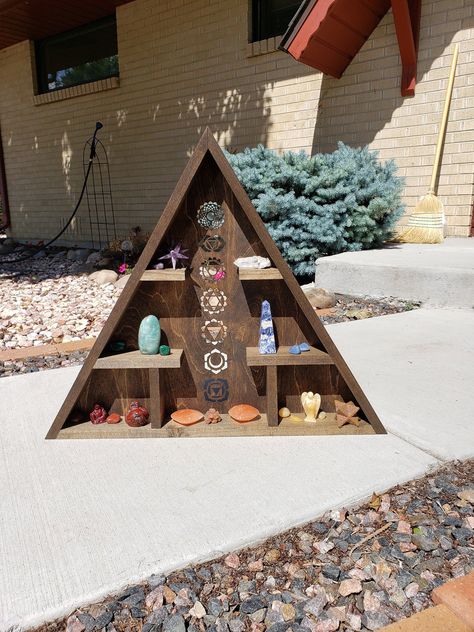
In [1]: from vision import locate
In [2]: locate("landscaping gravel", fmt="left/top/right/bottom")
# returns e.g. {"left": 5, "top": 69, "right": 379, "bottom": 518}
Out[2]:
{"left": 0, "top": 251, "right": 420, "bottom": 378}
{"left": 31, "top": 460, "right": 473, "bottom": 632}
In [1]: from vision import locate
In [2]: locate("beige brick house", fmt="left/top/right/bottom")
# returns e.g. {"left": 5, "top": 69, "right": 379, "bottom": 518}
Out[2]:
{"left": 0, "top": 0, "right": 473, "bottom": 246}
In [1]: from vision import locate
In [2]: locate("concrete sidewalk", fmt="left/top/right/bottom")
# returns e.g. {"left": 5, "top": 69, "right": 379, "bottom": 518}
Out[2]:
{"left": 327, "top": 308, "right": 474, "bottom": 461}
{"left": 0, "top": 308, "right": 472, "bottom": 630}
{"left": 314, "top": 238, "right": 474, "bottom": 307}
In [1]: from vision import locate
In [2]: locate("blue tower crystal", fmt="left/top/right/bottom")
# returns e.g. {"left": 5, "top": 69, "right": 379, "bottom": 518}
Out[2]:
{"left": 259, "top": 300, "right": 277, "bottom": 354}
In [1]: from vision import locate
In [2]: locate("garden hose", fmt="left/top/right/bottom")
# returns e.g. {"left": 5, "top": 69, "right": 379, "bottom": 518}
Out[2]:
{"left": 0, "top": 122, "right": 103, "bottom": 264}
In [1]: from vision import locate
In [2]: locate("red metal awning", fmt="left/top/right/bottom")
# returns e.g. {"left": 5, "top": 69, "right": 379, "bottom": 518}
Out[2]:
{"left": 0, "top": 0, "right": 133, "bottom": 50}
{"left": 280, "top": 0, "right": 421, "bottom": 96}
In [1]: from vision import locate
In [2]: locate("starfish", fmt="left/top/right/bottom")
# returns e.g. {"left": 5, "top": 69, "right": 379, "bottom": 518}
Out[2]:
{"left": 158, "top": 243, "right": 189, "bottom": 269}
{"left": 335, "top": 400, "right": 360, "bottom": 428}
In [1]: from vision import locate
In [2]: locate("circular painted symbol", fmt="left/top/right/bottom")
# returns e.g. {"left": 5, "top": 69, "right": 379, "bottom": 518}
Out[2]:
{"left": 200, "top": 288, "right": 227, "bottom": 315}
{"left": 199, "top": 257, "right": 226, "bottom": 282}
{"left": 204, "top": 349, "right": 228, "bottom": 374}
{"left": 197, "top": 201, "right": 225, "bottom": 229}
{"left": 204, "top": 378, "right": 229, "bottom": 403}
{"left": 199, "top": 234, "right": 225, "bottom": 253}
{"left": 201, "top": 319, "right": 228, "bottom": 345}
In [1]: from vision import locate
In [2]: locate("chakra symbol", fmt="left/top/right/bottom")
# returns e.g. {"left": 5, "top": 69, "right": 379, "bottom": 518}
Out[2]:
{"left": 201, "top": 319, "right": 228, "bottom": 345}
{"left": 200, "top": 288, "right": 227, "bottom": 315}
{"left": 197, "top": 201, "right": 225, "bottom": 229}
{"left": 204, "top": 349, "right": 228, "bottom": 374}
{"left": 199, "top": 257, "right": 226, "bottom": 282}
{"left": 204, "top": 378, "right": 229, "bottom": 403}
{"left": 199, "top": 234, "right": 225, "bottom": 253}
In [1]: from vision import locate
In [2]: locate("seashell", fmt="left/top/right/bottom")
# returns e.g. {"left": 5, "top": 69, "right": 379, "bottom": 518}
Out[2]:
{"left": 318, "top": 411, "right": 327, "bottom": 420}
{"left": 229, "top": 404, "right": 259, "bottom": 423}
{"left": 171, "top": 409, "right": 204, "bottom": 426}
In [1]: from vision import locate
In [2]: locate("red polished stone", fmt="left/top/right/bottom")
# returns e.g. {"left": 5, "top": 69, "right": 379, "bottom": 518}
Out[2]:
{"left": 171, "top": 409, "right": 204, "bottom": 426}
{"left": 125, "top": 401, "right": 149, "bottom": 427}
{"left": 229, "top": 404, "right": 259, "bottom": 423}
{"left": 106, "top": 413, "right": 121, "bottom": 424}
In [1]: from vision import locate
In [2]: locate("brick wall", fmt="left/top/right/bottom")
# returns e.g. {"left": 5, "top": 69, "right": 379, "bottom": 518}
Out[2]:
{"left": 0, "top": 0, "right": 472, "bottom": 243}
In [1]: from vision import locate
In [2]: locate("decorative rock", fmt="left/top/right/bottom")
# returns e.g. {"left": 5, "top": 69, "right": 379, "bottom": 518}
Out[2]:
{"left": 234, "top": 256, "right": 271, "bottom": 269}
{"left": 263, "top": 548, "right": 281, "bottom": 564}
{"left": 159, "top": 345, "right": 170, "bottom": 356}
{"left": 229, "top": 404, "right": 259, "bottom": 423}
{"left": 163, "top": 614, "right": 186, "bottom": 632}
{"left": 411, "top": 533, "right": 438, "bottom": 551}
{"left": 240, "top": 596, "right": 266, "bottom": 614}
{"left": 106, "top": 413, "right": 121, "bottom": 424}
{"left": 339, "top": 579, "right": 362, "bottom": 596}
{"left": 259, "top": 300, "right": 276, "bottom": 354}
{"left": 303, "top": 591, "right": 328, "bottom": 617}
{"left": 303, "top": 286, "right": 337, "bottom": 309}
{"left": 171, "top": 409, "right": 204, "bottom": 426}
{"left": 225, "top": 553, "right": 241, "bottom": 569}
{"left": 115, "top": 275, "right": 130, "bottom": 289}
{"left": 125, "top": 401, "right": 149, "bottom": 427}
{"left": 299, "top": 342, "right": 311, "bottom": 352}
{"left": 457, "top": 488, "right": 474, "bottom": 504}
{"left": 335, "top": 400, "right": 360, "bottom": 428}
{"left": 86, "top": 252, "right": 101, "bottom": 265}
{"left": 138, "top": 315, "right": 161, "bottom": 355}
{"left": 318, "top": 411, "right": 327, "bottom": 420}
{"left": 278, "top": 407, "right": 291, "bottom": 418}
{"left": 204, "top": 408, "right": 222, "bottom": 424}
{"left": 289, "top": 345, "right": 301, "bottom": 355}
{"left": 66, "top": 615, "right": 86, "bottom": 632}
{"left": 189, "top": 601, "right": 206, "bottom": 618}
{"left": 90, "top": 404, "right": 107, "bottom": 425}
{"left": 89, "top": 269, "right": 119, "bottom": 285}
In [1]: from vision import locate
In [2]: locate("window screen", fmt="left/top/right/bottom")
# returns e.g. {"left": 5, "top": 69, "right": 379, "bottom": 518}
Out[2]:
{"left": 35, "top": 16, "right": 118, "bottom": 93}
{"left": 252, "top": 0, "right": 302, "bottom": 42}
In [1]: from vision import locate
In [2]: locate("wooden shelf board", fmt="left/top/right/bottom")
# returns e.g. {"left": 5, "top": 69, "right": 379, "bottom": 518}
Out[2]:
{"left": 141, "top": 269, "right": 186, "bottom": 281}
{"left": 238, "top": 268, "right": 283, "bottom": 280}
{"left": 94, "top": 349, "right": 183, "bottom": 369}
{"left": 246, "top": 346, "right": 334, "bottom": 366}
{"left": 57, "top": 413, "right": 374, "bottom": 439}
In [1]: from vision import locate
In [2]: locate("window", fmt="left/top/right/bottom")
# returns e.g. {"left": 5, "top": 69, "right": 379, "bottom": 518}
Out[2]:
{"left": 35, "top": 16, "right": 118, "bottom": 94}
{"left": 252, "top": 0, "right": 302, "bottom": 42}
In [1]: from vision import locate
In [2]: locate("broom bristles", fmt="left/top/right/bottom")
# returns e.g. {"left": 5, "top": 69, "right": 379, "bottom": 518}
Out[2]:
{"left": 395, "top": 192, "right": 445, "bottom": 244}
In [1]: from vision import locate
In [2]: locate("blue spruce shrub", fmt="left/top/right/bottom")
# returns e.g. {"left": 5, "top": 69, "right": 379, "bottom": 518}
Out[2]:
{"left": 227, "top": 143, "right": 404, "bottom": 277}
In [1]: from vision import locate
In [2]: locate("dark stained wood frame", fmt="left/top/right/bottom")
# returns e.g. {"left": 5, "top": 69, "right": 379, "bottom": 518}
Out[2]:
{"left": 46, "top": 128, "right": 386, "bottom": 439}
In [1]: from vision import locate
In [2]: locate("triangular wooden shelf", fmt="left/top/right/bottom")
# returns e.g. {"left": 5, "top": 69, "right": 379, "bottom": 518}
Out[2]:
{"left": 47, "top": 129, "right": 385, "bottom": 439}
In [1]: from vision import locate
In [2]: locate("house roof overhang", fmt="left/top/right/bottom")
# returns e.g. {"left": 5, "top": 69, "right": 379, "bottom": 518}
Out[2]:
{"left": 279, "top": 0, "right": 422, "bottom": 96}
{"left": 0, "top": 0, "right": 133, "bottom": 51}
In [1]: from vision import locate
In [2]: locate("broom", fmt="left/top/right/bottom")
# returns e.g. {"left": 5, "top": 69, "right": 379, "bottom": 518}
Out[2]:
{"left": 396, "top": 43, "right": 459, "bottom": 244}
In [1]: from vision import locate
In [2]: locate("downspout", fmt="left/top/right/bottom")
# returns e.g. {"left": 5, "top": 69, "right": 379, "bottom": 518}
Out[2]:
{"left": 0, "top": 125, "right": 10, "bottom": 230}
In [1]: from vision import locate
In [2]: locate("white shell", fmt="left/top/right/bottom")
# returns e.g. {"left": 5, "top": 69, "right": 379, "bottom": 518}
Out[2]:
{"left": 233, "top": 256, "right": 271, "bottom": 269}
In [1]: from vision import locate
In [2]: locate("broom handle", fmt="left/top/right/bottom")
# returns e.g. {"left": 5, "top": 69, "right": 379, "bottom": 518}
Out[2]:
{"left": 429, "top": 43, "right": 459, "bottom": 194}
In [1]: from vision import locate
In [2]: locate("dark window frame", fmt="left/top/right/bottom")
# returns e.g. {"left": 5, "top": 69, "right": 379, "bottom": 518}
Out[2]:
{"left": 35, "top": 15, "right": 119, "bottom": 94}
{"left": 251, "top": 0, "right": 302, "bottom": 42}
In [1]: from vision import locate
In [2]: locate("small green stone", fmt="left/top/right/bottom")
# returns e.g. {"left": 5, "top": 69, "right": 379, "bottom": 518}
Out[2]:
{"left": 159, "top": 344, "right": 170, "bottom": 356}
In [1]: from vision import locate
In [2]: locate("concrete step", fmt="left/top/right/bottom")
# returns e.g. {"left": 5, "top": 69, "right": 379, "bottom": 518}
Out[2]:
{"left": 314, "top": 238, "right": 474, "bottom": 307}
{"left": 379, "top": 605, "right": 471, "bottom": 632}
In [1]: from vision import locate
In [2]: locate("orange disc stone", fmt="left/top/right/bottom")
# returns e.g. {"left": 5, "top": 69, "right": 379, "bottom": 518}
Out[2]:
{"left": 229, "top": 404, "right": 259, "bottom": 423}
{"left": 106, "top": 413, "right": 121, "bottom": 424}
{"left": 171, "top": 409, "right": 204, "bottom": 426}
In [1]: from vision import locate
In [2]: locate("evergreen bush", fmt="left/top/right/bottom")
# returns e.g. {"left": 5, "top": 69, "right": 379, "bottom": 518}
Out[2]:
{"left": 227, "top": 143, "right": 404, "bottom": 278}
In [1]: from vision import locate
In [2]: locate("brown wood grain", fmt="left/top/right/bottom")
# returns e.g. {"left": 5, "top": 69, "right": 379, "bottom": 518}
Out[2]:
{"left": 47, "top": 128, "right": 385, "bottom": 439}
